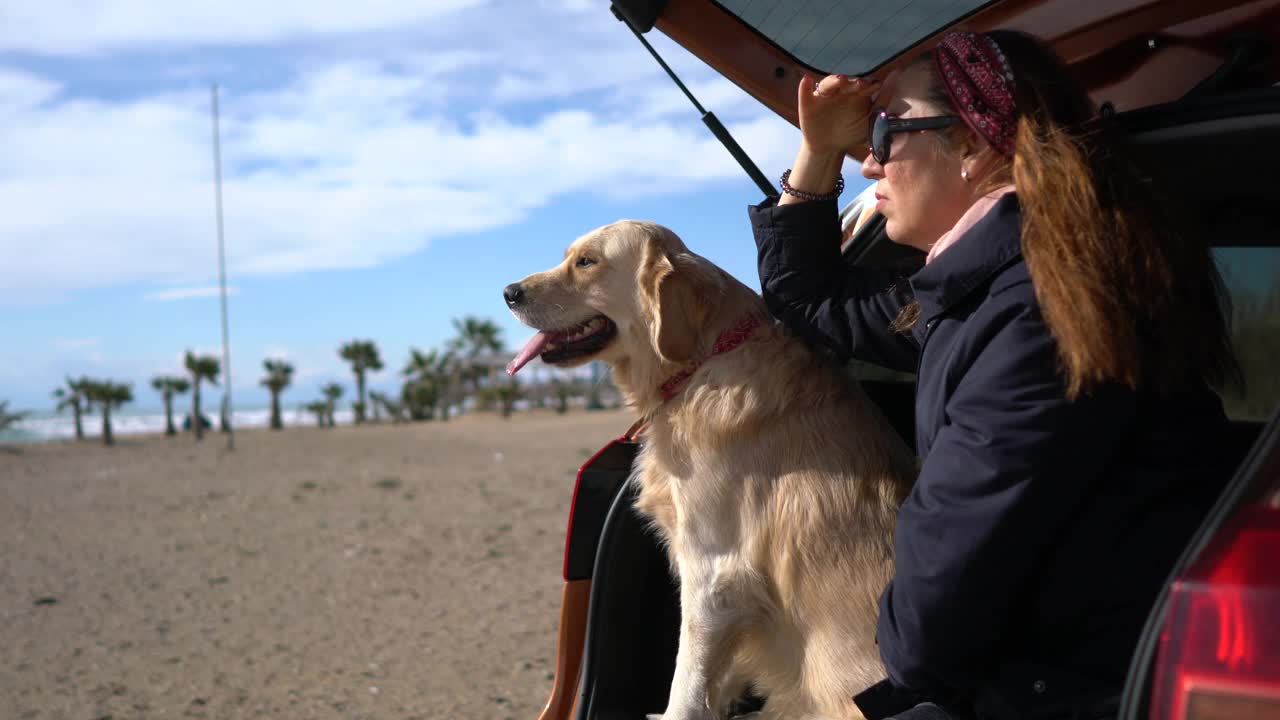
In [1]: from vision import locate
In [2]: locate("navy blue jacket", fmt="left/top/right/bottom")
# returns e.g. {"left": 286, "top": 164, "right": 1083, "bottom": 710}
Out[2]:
{"left": 751, "top": 194, "right": 1234, "bottom": 720}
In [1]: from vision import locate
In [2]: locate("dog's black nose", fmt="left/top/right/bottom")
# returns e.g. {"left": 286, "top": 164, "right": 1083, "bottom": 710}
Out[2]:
{"left": 503, "top": 283, "right": 525, "bottom": 308}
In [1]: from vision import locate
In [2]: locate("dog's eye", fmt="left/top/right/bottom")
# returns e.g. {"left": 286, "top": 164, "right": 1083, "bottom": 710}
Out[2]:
{"left": 575, "top": 256, "right": 596, "bottom": 268}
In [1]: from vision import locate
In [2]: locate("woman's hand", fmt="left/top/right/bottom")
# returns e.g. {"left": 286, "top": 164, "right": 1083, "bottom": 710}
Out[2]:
{"left": 778, "top": 74, "right": 878, "bottom": 206}
{"left": 797, "top": 73, "right": 879, "bottom": 158}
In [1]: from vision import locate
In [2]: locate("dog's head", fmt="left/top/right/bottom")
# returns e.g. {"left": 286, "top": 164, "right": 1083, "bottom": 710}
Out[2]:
{"left": 504, "top": 220, "right": 728, "bottom": 377}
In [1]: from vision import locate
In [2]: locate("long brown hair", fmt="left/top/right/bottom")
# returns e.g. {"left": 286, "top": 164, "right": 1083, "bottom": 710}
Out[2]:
{"left": 900, "top": 30, "right": 1239, "bottom": 399}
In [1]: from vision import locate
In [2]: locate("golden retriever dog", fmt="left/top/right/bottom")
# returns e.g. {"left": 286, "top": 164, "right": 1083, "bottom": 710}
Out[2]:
{"left": 504, "top": 220, "right": 915, "bottom": 720}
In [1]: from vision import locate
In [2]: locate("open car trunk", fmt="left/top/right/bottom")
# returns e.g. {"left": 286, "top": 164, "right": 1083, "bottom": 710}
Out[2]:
{"left": 524, "top": 2, "right": 1280, "bottom": 719}
{"left": 560, "top": 81, "right": 1280, "bottom": 720}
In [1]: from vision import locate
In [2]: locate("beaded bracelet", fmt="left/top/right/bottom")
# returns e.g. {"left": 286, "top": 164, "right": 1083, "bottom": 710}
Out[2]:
{"left": 780, "top": 169, "right": 844, "bottom": 201}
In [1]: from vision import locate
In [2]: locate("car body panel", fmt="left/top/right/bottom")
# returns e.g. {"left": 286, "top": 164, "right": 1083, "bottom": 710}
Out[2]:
{"left": 536, "top": 579, "right": 592, "bottom": 720}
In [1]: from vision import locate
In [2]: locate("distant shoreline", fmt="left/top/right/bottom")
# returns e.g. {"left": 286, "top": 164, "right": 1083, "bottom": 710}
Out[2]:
{"left": 0, "top": 401, "right": 612, "bottom": 445}
{"left": 2, "top": 405, "right": 344, "bottom": 445}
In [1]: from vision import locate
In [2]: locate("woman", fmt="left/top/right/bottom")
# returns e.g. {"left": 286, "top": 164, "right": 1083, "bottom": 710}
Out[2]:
{"left": 751, "top": 30, "right": 1240, "bottom": 720}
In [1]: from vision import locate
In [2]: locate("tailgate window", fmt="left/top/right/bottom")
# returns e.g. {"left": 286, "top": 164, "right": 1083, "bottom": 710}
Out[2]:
{"left": 716, "top": 0, "right": 993, "bottom": 74}
{"left": 1217, "top": 246, "right": 1280, "bottom": 421}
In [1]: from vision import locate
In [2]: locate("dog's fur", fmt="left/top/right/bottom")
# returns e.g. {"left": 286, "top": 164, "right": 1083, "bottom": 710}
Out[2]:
{"left": 507, "top": 221, "right": 915, "bottom": 720}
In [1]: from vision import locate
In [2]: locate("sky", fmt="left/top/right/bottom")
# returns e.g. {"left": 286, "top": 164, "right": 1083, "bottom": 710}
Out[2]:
{"left": 0, "top": 0, "right": 880, "bottom": 412}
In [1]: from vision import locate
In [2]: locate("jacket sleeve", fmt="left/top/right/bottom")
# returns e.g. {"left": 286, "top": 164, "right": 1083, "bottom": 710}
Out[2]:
{"left": 750, "top": 197, "right": 920, "bottom": 372}
{"left": 876, "top": 297, "right": 1136, "bottom": 694}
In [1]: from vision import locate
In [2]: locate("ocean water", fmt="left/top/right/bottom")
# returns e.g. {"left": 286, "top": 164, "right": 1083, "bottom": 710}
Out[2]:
{"left": 1, "top": 405, "right": 357, "bottom": 444}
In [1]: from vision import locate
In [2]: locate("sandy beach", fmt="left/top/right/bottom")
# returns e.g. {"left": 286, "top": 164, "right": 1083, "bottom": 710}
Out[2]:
{"left": 1, "top": 409, "right": 633, "bottom": 720}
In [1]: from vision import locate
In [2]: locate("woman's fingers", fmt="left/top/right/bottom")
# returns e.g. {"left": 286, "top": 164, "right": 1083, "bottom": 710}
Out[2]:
{"left": 804, "top": 74, "right": 879, "bottom": 101}
{"left": 811, "top": 73, "right": 844, "bottom": 97}
{"left": 798, "top": 73, "right": 818, "bottom": 99}
{"left": 797, "top": 74, "right": 880, "bottom": 153}
{"left": 843, "top": 75, "right": 880, "bottom": 95}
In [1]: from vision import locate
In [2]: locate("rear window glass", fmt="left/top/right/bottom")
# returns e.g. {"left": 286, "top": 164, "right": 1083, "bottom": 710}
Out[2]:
{"left": 716, "top": 0, "right": 993, "bottom": 74}
{"left": 1216, "top": 247, "right": 1280, "bottom": 421}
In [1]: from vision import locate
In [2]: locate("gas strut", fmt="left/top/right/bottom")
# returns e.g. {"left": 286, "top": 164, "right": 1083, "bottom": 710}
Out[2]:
{"left": 612, "top": 4, "right": 778, "bottom": 199}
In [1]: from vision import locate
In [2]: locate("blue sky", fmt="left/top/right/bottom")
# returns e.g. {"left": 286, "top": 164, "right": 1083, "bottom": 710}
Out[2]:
{"left": 0, "top": 0, "right": 877, "bottom": 412}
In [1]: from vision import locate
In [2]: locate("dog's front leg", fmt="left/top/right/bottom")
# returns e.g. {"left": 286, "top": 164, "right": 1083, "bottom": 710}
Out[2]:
{"left": 651, "top": 556, "right": 750, "bottom": 720}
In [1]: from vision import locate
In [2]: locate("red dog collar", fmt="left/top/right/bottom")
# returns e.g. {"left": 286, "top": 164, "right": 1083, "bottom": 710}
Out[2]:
{"left": 659, "top": 314, "right": 764, "bottom": 401}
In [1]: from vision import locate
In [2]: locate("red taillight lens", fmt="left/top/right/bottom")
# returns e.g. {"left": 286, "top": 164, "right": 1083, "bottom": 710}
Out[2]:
{"left": 1151, "top": 499, "right": 1280, "bottom": 719}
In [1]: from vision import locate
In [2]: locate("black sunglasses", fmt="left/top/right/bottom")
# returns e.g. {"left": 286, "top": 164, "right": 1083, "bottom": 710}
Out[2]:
{"left": 869, "top": 108, "right": 964, "bottom": 164}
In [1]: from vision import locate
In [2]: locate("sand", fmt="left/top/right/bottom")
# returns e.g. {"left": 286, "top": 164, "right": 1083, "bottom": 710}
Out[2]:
{"left": 0, "top": 409, "right": 634, "bottom": 720}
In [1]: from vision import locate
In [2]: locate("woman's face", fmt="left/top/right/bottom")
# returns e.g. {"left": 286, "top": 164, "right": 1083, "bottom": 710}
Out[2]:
{"left": 861, "top": 64, "right": 976, "bottom": 253}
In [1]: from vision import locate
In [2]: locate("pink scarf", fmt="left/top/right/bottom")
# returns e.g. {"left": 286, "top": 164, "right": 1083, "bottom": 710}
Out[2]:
{"left": 925, "top": 185, "right": 1016, "bottom": 264}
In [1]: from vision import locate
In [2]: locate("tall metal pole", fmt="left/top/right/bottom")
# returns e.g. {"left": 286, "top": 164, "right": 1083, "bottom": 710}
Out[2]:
{"left": 211, "top": 83, "right": 234, "bottom": 451}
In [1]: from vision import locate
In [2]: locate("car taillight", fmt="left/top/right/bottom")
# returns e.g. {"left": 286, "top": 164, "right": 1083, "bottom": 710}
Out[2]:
{"left": 1150, "top": 494, "right": 1280, "bottom": 720}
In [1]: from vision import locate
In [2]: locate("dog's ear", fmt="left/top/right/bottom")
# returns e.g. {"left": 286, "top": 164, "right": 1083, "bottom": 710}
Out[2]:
{"left": 643, "top": 241, "right": 723, "bottom": 364}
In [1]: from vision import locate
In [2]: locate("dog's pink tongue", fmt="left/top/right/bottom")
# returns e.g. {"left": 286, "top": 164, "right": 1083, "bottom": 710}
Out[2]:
{"left": 507, "top": 331, "right": 552, "bottom": 376}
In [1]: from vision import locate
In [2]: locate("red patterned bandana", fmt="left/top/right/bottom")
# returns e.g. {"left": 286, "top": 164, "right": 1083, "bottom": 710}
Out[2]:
{"left": 935, "top": 31, "right": 1017, "bottom": 156}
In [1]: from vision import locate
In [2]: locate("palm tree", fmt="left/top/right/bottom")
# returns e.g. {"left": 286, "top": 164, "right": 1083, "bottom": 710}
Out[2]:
{"left": 83, "top": 380, "right": 132, "bottom": 446}
{"left": 303, "top": 401, "right": 329, "bottom": 428}
{"left": 400, "top": 378, "right": 438, "bottom": 421}
{"left": 321, "top": 382, "right": 343, "bottom": 427}
{"left": 150, "top": 376, "right": 190, "bottom": 436}
{"left": 0, "top": 400, "right": 27, "bottom": 432}
{"left": 260, "top": 359, "right": 295, "bottom": 430}
{"left": 553, "top": 378, "right": 573, "bottom": 415}
{"left": 184, "top": 351, "right": 221, "bottom": 441}
{"left": 369, "top": 391, "right": 404, "bottom": 423}
{"left": 403, "top": 347, "right": 457, "bottom": 421}
{"left": 338, "top": 340, "right": 383, "bottom": 424}
{"left": 452, "top": 316, "right": 505, "bottom": 361}
{"left": 495, "top": 379, "right": 522, "bottom": 419}
{"left": 451, "top": 316, "right": 505, "bottom": 409}
{"left": 53, "top": 376, "right": 90, "bottom": 440}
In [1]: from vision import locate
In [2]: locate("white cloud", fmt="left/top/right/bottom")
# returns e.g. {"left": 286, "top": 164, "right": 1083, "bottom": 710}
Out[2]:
{"left": 0, "top": 1, "right": 800, "bottom": 304}
{"left": 0, "top": 57, "right": 797, "bottom": 303}
{"left": 397, "top": 50, "right": 499, "bottom": 80}
{"left": 0, "top": 69, "right": 61, "bottom": 113}
{"left": 491, "top": 44, "right": 674, "bottom": 105}
{"left": 0, "top": 0, "right": 487, "bottom": 55}
{"left": 607, "top": 76, "right": 769, "bottom": 122}
{"left": 144, "top": 285, "right": 241, "bottom": 301}
{"left": 541, "top": 0, "right": 595, "bottom": 13}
